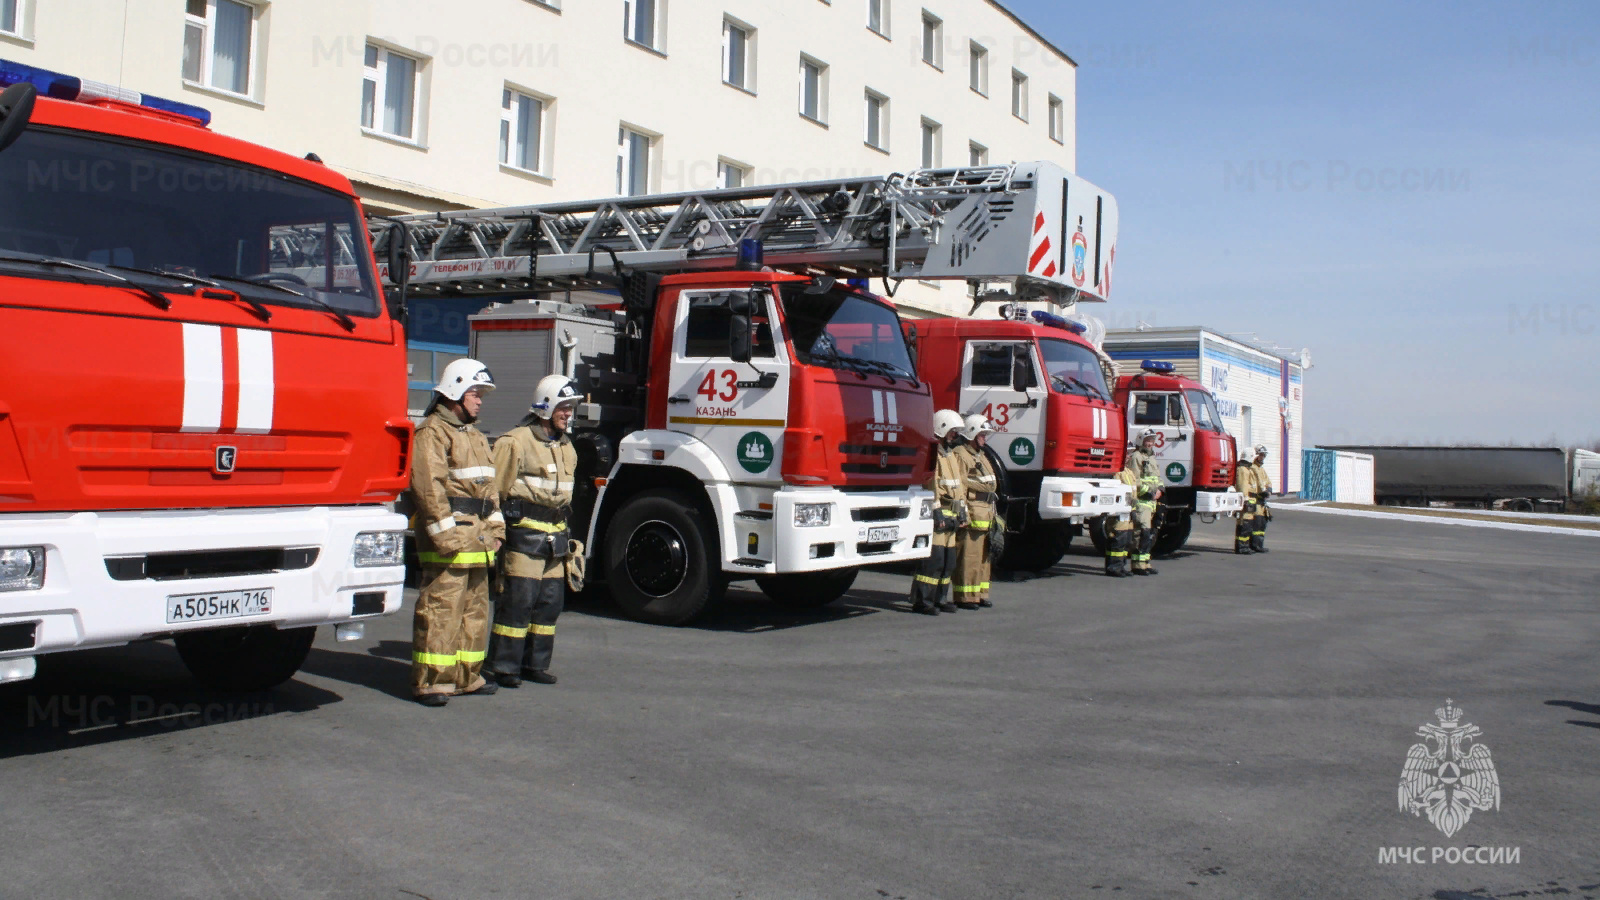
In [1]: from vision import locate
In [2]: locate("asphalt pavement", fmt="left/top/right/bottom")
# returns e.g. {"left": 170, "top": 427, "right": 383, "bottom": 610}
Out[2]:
{"left": 2, "top": 510, "right": 1598, "bottom": 899}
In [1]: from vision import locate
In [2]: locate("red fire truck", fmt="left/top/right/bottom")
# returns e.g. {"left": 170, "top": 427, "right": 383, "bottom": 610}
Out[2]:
{"left": 1105, "top": 361, "right": 1243, "bottom": 555}
{"left": 0, "top": 62, "right": 411, "bottom": 689}
{"left": 373, "top": 163, "right": 1091, "bottom": 623}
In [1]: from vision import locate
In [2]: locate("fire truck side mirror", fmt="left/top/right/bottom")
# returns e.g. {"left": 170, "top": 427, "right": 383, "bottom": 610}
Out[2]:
{"left": 0, "top": 82, "right": 38, "bottom": 154}
{"left": 1011, "top": 346, "right": 1036, "bottom": 392}
{"left": 729, "top": 314, "right": 754, "bottom": 363}
{"left": 384, "top": 224, "right": 411, "bottom": 288}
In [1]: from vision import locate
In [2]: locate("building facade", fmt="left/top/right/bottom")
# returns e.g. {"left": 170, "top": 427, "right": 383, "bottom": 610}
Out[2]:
{"left": 1104, "top": 327, "right": 1309, "bottom": 494}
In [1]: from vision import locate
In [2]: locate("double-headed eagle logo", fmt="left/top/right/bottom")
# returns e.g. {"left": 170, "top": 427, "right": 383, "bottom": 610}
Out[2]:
{"left": 1398, "top": 699, "right": 1501, "bottom": 837}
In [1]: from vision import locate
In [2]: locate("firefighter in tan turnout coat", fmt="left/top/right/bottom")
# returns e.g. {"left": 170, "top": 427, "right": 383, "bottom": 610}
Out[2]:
{"left": 1235, "top": 444, "right": 1273, "bottom": 554}
{"left": 952, "top": 414, "right": 1000, "bottom": 609}
{"left": 409, "top": 359, "right": 506, "bottom": 707}
{"left": 487, "top": 374, "right": 583, "bottom": 688}
{"left": 908, "top": 410, "right": 966, "bottom": 615}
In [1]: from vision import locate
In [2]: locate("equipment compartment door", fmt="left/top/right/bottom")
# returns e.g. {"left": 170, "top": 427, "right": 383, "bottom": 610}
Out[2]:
{"left": 960, "top": 341, "right": 1048, "bottom": 472}
{"left": 666, "top": 289, "right": 791, "bottom": 484}
{"left": 1129, "top": 392, "right": 1195, "bottom": 487}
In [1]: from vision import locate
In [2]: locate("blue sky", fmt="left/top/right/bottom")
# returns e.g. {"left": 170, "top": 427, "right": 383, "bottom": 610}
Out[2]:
{"left": 1007, "top": 0, "right": 1600, "bottom": 446}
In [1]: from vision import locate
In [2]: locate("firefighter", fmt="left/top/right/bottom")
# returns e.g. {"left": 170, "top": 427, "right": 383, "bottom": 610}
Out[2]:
{"left": 409, "top": 358, "right": 505, "bottom": 707}
{"left": 909, "top": 409, "right": 966, "bottom": 615}
{"left": 1235, "top": 444, "right": 1273, "bottom": 554}
{"left": 952, "top": 414, "right": 999, "bottom": 608}
{"left": 1103, "top": 471, "right": 1136, "bottom": 578}
{"left": 487, "top": 374, "right": 582, "bottom": 688}
{"left": 1125, "top": 428, "right": 1164, "bottom": 575}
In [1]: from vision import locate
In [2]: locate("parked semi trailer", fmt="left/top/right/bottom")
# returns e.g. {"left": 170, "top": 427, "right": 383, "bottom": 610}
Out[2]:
{"left": 1321, "top": 446, "right": 1575, "bottom": 510}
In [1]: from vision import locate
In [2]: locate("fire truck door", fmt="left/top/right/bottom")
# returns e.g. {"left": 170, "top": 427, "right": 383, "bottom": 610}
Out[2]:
{"left": 1129, "top": 392, "right": 1194, "bottom": 487}
{"left": 666, "top": 289, "right": 791, "bottom": 484}
{"left": 960, "top": 341, "right": 1048, "bottom": 472}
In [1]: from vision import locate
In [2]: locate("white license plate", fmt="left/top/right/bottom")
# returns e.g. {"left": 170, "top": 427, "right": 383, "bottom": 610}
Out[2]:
{"left": 867, "top": 526, "right": 899, "bottom": 543}
{"left": 166, "top": 588, "right": 272, "bottom": 624}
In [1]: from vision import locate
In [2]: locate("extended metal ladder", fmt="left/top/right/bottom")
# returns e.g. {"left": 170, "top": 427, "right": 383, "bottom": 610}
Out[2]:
{"left": 368, "top": 161, "right": 1118, "bottom": 306}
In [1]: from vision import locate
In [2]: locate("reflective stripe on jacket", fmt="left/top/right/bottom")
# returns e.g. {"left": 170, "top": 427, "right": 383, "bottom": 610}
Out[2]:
{"left": 410, "top": 407, "right": 504, "bottom": 567}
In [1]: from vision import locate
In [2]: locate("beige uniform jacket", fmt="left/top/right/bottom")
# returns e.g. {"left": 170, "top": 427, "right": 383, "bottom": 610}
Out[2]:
{"left": 492, "top": 422, "right": 579, "bottom": 577}
{"left": 954, "top": 443, "right": 998, "bottom": 530}
{"left": 410, "top": 407, "right": 505, "bottom": 566}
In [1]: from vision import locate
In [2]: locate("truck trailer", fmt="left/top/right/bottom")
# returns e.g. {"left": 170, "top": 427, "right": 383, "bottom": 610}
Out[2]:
{"left": 1321, "top": 446, "right": 1574, "bottom": 510}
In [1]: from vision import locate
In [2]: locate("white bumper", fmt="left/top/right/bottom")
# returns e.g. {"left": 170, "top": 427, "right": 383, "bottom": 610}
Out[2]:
{"left": 0, "top": 506, "right": 407, "bottom": 667}
{"left": 1036, "top": 475, "right": 1133, "bottom": 522}
{"left": 727, "top": 486, "right": 935, "bottom": 575}
{"left": 1197, "top": 489, "right": 1245, "bottom": 514}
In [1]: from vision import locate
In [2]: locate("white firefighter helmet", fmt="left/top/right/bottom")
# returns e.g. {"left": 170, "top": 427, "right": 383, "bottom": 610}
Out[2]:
{"left": 434, "top": 358, "right": 495, "bottom": 401}
{"left": 1136, "top": 428, "right": 1161, "bottom": 447}
{"left": 960, "top": 413, "right": 996, "bottom": 442}
{"left": 932, "top": 409, "right": 964, "bottom": 440}
{"left": 1253, "top": 444, "right": 1269, "bottom": 458}
{"left": 530, "top": 373, "right": 582, "bottom": 419}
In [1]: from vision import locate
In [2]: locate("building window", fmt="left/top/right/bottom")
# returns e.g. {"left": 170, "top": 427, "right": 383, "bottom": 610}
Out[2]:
{"left": 723, "top": 18, "right": 754, "bottom": 91}
{"left": 1011, "top": 69, "right": 1029, "bottom": 121}
{"left": 799, "top": 56, "right": 828, "bottom": 124}
{"left": 920, "top": 118, "right": 941, "bottom": 168}
{"left": 969, "top": 141, "right": 988, "bottom": 166}
{"left": 624, "top": 0, "right": 663, "bottom": 51}
{"left": 867, "top": 0, "right": 889, "bottom": 38}
{"left": 362, "top": 44, "right": 422, "bottom": 141}
{"left": 617, "top": 126, "right": 654, "bottom": 196}
{"left": 717, "top": 159, "right": 751, "bottom": 189}
{"left": 500, "top": 88, "right": 546, "bottom": 174}
{"left": 0, "top": 0, "right": 22, "bottom": 36}
{"left": 969, "top": 42, "right": 988, "bottom": 95}
{"left": 182, "top": 0, "right": 257, "bottom": 96}
{"left": 864, "top": 89, "right": 888, "bottom": 151}
{"left": 920, "top": 12, "right": 942, "bottom": 69}
{"left": 1048, "top": 94, "right": 1065, "bottom": 143}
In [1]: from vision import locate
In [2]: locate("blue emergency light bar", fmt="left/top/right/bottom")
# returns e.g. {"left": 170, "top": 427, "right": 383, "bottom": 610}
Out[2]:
{"left": 1030, "top": 310, "right": 1088, "bottom": 335}
{"left": 1140, "top": 359, "right": 1176, "bottom": 374}
{"left": 846, "top": 277, "right": 871, "bottom": 292}
{"left": 0, "top": 59, "right": 212, "bottom": 126}
{"left": 736, "top": 238, "right": 765, "bottom": 271}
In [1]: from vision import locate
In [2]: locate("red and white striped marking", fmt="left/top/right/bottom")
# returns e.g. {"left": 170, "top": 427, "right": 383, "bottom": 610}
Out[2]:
{"left": 1028, "top": 211, "right": 1058, "bottom": 279}
{"left": 181, "top": 324, "right": 276, "bottom": 434}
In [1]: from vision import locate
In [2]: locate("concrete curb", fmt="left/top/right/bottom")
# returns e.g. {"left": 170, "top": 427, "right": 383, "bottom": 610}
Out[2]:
{"left": 1281, "top": 502, "right": 1600, "bottom": 538}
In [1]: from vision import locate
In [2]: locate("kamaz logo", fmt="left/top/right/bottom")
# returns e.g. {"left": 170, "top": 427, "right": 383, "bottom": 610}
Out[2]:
{"left": 214, "top": 445, "right": 238, "bottom": 474}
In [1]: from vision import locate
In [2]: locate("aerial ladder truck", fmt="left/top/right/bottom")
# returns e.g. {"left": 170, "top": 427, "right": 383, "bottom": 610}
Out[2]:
{"left": 366, "top": 163, "right": 1112, "bottom": 624}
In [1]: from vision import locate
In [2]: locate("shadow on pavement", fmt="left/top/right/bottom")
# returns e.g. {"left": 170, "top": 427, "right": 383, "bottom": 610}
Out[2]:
{"left": 568, "top": 582, "right": 882, "bottom": 633}
{"left": 1545, "top": 700, "right": 1600, "bottom": 730}
{"left": 0, "top": 642, "right": 342, "bottom": 758}
{"left": 298, "top": 641, "right": 415, "bottom": 702}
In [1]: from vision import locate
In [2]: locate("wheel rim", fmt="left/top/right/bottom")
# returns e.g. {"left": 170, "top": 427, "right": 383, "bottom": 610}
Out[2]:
{"left": 625, "top": 519, "right": 689, "bottom": 598}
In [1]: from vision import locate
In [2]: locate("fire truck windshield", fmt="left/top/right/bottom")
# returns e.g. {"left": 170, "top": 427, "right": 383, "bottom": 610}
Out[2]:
{"left": 1038, "top": 338, "right": 1109, "bottom": 399}
{"left": 0, "top": 126, "right": 381, "bottom": 315}
{"left": 1185, "top": 389, "right": 1225, "bottom": 432}
{"left": 781, "top": 285, "right": 916, "bottom": 379}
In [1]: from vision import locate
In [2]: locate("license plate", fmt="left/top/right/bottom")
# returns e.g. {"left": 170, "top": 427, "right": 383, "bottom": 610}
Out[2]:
{"left": 166, "top": 588, "right": 272, "bottom": 624}
{"left": 867, "top": 526, "right": 899, "bottom": 543}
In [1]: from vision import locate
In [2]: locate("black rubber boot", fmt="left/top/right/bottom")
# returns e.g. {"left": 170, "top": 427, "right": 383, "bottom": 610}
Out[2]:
{"left": 416, "top": 693, "right": 449, "bottom": 708}
{"left": 463, "top": 678, "right": 498, "bottom": 696}
{"left": 495, "top": 672, "right": 523, "bottom": 689}
{"left": 937, "top": 602, "right": 957, "bottom": 613}
{"left": 522, "top": 669, "right": 558, "bottom": 685}
{"left": 977, "top": 599, "right": 993, "bottom": 608}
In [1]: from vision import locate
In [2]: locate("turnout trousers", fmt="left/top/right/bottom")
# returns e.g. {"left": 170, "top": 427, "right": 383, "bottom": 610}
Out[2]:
{"left": 953, "top": 527, "right": 991, "bottom": 605}
{"left": 910, "top": 531, "right": 958, "bottom": 609}
{"left": 1236, "top": 501, "right": 1259, "bottom": 553}
{"left": 488, "top": 551, "right": 565, "bottom": 675}
{"left": 1131, "top": 504, "right": 1156, "bottom": 573}
{"left": 1251, "top": 504, "right": 1269, "bottom": 552}
{"left": 411, "top": 564, "right": 491, "bottom": 697}
{"left": 1105, "top": 517, "right": 1134, "bottom": 576}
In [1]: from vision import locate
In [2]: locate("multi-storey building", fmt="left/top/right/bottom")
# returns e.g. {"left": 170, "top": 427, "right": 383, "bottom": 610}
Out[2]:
{"left": 4, "top": 0, "right": 1079, "bottom": 386}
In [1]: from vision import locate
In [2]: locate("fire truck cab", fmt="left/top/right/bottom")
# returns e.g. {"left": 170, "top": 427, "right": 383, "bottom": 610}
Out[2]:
{"left": 1110, "top": 361, "right": 1243, "bottom": 554}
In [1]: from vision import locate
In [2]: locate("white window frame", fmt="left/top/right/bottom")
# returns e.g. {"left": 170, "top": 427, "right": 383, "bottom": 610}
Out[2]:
{"left": 969, "top": 141, "right": 989, "bottom": 167}
{"left": 182, "top": 0, "right": 260, "bottom": 98}
{"left": 920, "top": 11, "right": 942, "bottom": 69}
{"left": 1048, "top": 94, "right": 1065, "bottom": 144}
{"left": 799, "top": 55, "right": 829, "bottom": 125}
{"left": 623, "top": 0, "right": 665, "bottom": 53}
{"left": 0, "top": 0, "right": 27, "bottom": 39}
{"left": 500, "top": 86, "right": 550, "bottom": 176}
{"left": 722, "top": 16, "right": 756, "bottom": 93}
{"left": 920, "top": 118, "right": 942, "bottom": 168}
{"left": 969, "top": 41, "right": 989, "bottom": 96}
{"left": 864, "top": 89, "right": 889, "bottom": 152}
{"left": 867, "top": 0, "right": 889, "bottom": 39}
{"left": 1011, "top": 69, "right": 1029, "bottom": 121}
{"left": 717, "top": 158, "right": 752, "bottom": 189}
{"left": 617, "top": 125, "right": 656, "bottom": 196}
{"left": 362, "top": 43, "right": 425, "bottom": 143}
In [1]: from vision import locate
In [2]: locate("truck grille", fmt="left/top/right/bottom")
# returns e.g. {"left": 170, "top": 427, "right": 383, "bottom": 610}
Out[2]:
{"left": 105, "top": 547, "right": 320, "bottom": 582}
{"left": 855, "top": 541, "right": 896, "bottom": 555}
{"left": 838, "top": 443, "right": 917, "bottom": 476}
{"left": 1073, "top": 447, "right": 1118, "bottom": 472}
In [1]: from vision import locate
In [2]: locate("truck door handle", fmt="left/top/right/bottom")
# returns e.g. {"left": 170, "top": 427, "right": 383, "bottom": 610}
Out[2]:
{"left": 669, "top": 395, "right": 690, "bottom": 404}
{"left": 1008, "top": 399, "right": 1038, "bottom": 409}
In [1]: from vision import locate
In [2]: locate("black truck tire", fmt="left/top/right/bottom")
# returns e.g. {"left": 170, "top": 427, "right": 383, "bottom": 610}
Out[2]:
{"left": 755, "top": 568, "right": 859, "bottom": 609}
{"left": 174, "top": 624, "right": 316, "bottom": 692}
{"left": 1152, "top": 510, "right": 1193, "bottom": 557}
{"left": 1000, "top": 522, "right": 1073, "bottom": 572}
{"left": 604, "top": 489, "right": 725, "bottom": 625}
